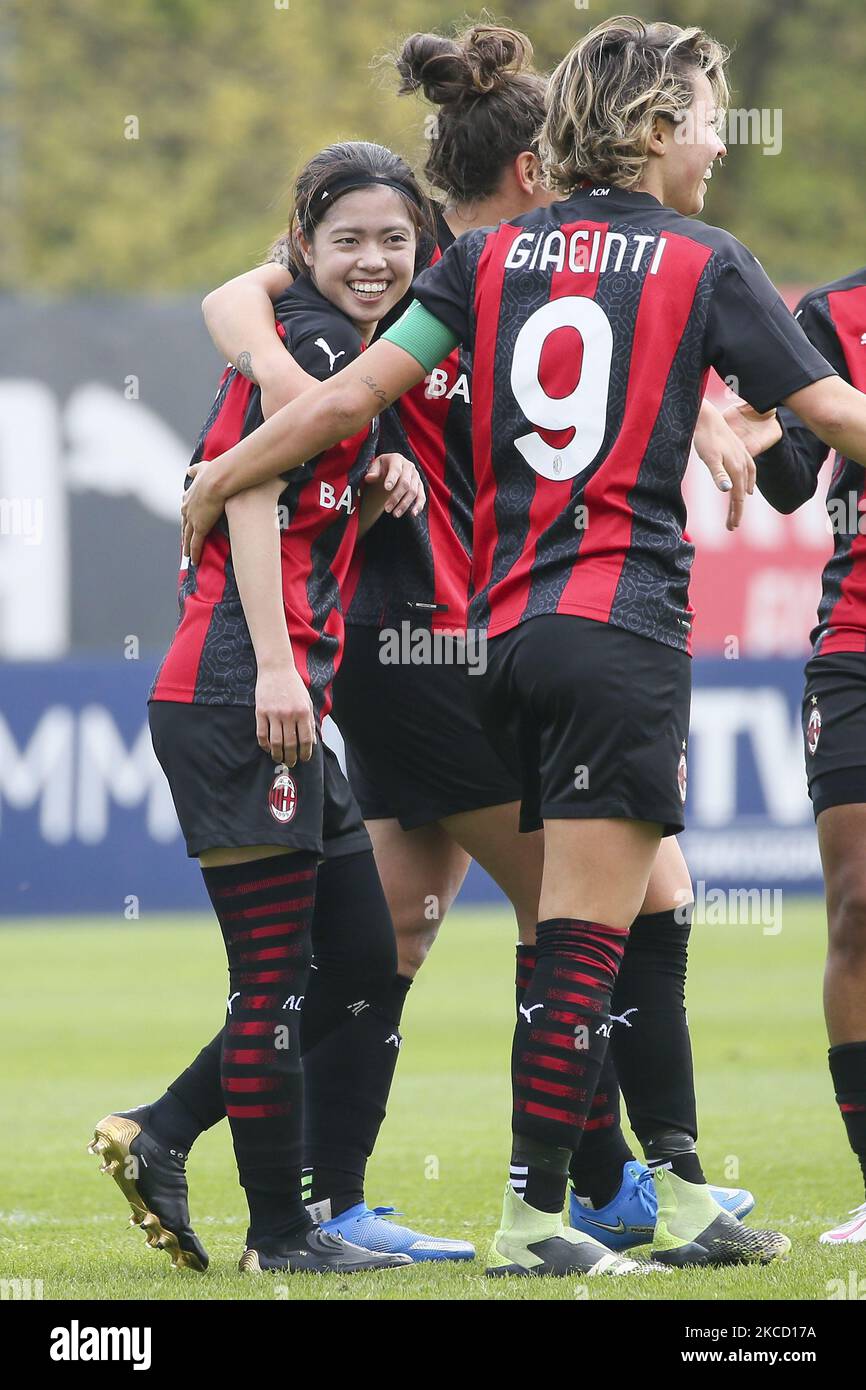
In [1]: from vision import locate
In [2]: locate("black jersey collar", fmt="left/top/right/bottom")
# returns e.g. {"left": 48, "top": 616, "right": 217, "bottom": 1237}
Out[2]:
{"left": 282, "top": 270, "right": 330, "bottom": 308}
{"left": 273, "top": 270, "right": 356, "bottom": 324}
{"left": 565, "top": 183, "right": 664, "bottom": 211}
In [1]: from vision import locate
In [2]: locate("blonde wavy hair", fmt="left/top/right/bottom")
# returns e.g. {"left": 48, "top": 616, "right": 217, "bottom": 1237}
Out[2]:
{"left": 539, "top": 15, "right": 730, "bottom": 193}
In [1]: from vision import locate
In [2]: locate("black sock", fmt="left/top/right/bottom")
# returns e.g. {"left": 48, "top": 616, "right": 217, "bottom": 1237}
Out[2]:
{"left": 511, "top": 918, "right": 627, "bottom": 1213}
{"left": 300, "top": 850, "right": 403, "bottom": 1221}
{"left": 829, "top": 1042, "right": 866, "bottom": 1195}
{"left": 301, "top": 978, "right": 410, "bottom": 1220}
{"left": 567, "top": 1048, "right": 636, "bottom": 1208}
{"left": 149, "top": 1033, "right": 225, "bottom": 1152}
{"left": 510, "top": 1136, "right": 571, "bottom": 1214}
{"left": 610, "top": 906, "right": 702, "bottom": 1177}
{"left": 645, "top": 1130, "right": 705, "bottom": 1185}
{"left": 202, "top": 851, "right": 318, "bottom": 1246}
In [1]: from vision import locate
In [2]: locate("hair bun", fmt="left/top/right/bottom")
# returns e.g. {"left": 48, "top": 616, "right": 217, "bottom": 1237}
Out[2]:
{"left": 463, "top": 25, "right": 533, "bottom": 95}
{"left": 396, "top": 25, "right": 534, "bottom": 106}
{"left": 396, "top": 33, "right": 467, "bottom": 104}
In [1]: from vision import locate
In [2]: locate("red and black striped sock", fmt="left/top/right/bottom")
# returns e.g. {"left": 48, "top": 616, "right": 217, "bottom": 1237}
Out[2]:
{"left": 202, "top": 851, "right": 318, "bottom": 1247}
{"left": 515, "top": 943, "right": 537, "bottom": 1012}
{"left": 516, "top": 942, "right": 634, "bottom": 1208}
{"left": 511, "top": 917, "right": 627, "bottom": 1213}
{"left": 829, "top": 1042, "right": 866, "bottom": 1196}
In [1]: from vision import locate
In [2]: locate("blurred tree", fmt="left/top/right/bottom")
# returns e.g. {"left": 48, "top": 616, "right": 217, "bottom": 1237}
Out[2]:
{"left": 4, "top": 0, "right": 864, "bottom": 294}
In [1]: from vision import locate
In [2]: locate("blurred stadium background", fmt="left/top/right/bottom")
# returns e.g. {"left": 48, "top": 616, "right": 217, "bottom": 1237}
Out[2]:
{"left": 4, "top": 0, "right": 860, "bottom": 917}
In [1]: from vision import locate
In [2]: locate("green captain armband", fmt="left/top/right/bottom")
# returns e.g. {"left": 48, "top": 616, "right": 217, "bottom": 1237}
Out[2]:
{"left": 381, "top": 300, "right": 461, "bottom": 372}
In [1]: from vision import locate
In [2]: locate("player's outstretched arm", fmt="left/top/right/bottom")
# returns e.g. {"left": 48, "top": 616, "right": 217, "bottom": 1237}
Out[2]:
{"left": 225, "top": 478, "right": 316, "bottom": 768}
{"left": 182, "top": 338, "right": 436, "bottom": 563}
{"left": 783, "top": 376, "right": 866, "bottom": 473}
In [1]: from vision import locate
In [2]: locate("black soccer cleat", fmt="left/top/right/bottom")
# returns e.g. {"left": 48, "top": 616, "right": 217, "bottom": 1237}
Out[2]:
{"left": 238, "top": 1227, "right": 413, "bottom": 1275}
{"left": 87, "top": 1104, "right": 208, "bottom": 1272}
{"left": 654, "top": 1209, "right": 792, "bottom": 1268}
{"left": 651, "top": 1169, "right": 791, "bottom": 1267}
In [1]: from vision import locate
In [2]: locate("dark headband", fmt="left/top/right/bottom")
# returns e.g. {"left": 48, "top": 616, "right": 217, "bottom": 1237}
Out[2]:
{"left": 303, "top": 172, "right": 423, "bottom": 230}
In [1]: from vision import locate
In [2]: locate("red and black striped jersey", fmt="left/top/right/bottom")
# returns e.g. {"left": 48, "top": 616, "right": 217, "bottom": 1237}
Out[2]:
{"left": 150, "top": 274, "right": 378, "bottom": 719}
{"left": 411, "top": 184, "right": 835, "bottom": 652}
{"left": 346, "top": 206, "right": 474, "bottom": 633}
{"left": 754, "top": 268, "right": 866, "bottom": 657}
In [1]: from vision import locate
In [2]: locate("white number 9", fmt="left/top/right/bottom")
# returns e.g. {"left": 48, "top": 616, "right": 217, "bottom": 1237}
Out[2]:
{"left": 510, "top": 297, "right": 613, "bottom": 482}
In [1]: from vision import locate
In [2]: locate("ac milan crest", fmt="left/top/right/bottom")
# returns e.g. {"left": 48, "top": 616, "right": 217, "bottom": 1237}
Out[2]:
{"left": 268, "top": 763, "right": 297, "bottom": 823}
{"left": 677, "top": 746, "right": 688, "bottom": 804}
{"left": 807, "top": 700, "right": 822, "bottom": 756}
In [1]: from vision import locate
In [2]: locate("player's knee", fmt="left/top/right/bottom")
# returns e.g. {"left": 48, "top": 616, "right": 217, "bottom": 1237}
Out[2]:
{"left": 828, "top": 881, "right": 866, "bottom": 967}
{"left": 393, "top": 915, "right": 440, "bottom": 975}
{"left": 318, "top": 921, "right": 398, "bottom": 990}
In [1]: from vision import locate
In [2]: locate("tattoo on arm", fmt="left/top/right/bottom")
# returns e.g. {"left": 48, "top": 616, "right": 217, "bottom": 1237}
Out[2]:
{"left": 269, "top": 236, "right": 294, "bottom": 272}
{"left": 360, "top": 374, "right": 389, "bottom": 406}
{"left": 236, "top": 350, "right": 256, "bottom": 382}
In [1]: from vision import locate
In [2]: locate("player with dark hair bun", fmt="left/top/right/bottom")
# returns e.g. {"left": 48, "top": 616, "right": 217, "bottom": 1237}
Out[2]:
{"left": 393, "top": 24, "right": 547, "bottom": 204}
{"left": 180, "top": 16, "right": 862, "bottom": 1274}
{"left": 197, "top": 19, "right": 760, "bottom": 1265}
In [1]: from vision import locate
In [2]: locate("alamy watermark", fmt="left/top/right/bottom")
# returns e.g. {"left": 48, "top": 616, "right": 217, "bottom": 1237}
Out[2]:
{"left": 1, "top": 1277, "right": 43, "bottom": 1299}
{"left": 827, "top": 1271, "right": 866, "bottom": 1300}
{"left": 826, "top": 490, "right": 866, "bottom": 536}
{"left": 50, "top": 1322, "right": 151, "bottom": 1369}
{"left": 0, "top": 497, "right": 43, "bottom": 545}
{"left": 378, "top": 621, "right": 487, "bottom": 675}
{"left": 676, "top": 881, "right": 783, "bottom": 935}
{"left": 675, "top": 103, "right": 783, "bottom": 156}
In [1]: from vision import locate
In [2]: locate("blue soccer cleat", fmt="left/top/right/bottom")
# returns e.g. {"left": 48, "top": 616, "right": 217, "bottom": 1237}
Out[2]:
{"left": 710, "top": 1182, "right": 755, "bottom": 1221}
{"left": 569, "top": 1160, "right": 756, "bottom": 1252}
{"left": 570, "top": 1162, "right": 657, "bottom": 1251}
{"left": 320, "top": 1203, "right": 475, "bottom": 1262}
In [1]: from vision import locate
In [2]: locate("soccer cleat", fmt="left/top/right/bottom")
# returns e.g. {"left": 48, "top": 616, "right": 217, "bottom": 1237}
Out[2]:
{"left": 819, "top": 1201, "right": 866, "bottom": 1245}
{"left": 711, "top": 1182, "right": 756, "bottom": 1221}
{"left": 570, "top": 1161, "right": 658, "bottom": 1251}
{"left": 569, "top": 1160, "right": 756, "bottom": 1251}
{"left": 320, "top": 1203, "right": 475, "bottom": 1262}
{"left": 486, "top": 1183, "right": 669, "bottom": 1277}
{"left": 651, "top": 1168, "right": 790, "bottom": 1267}
{"left": 239, "top": 1227, "right": 413, "bottom": 1274}
{"left": 87, "top": 1105, "right": 208, "bottom": 1272}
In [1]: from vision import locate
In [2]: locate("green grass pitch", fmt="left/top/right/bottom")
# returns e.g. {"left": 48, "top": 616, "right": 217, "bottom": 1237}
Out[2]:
{"left": 1, "top": 897, "right": 864, "bottom": 1301}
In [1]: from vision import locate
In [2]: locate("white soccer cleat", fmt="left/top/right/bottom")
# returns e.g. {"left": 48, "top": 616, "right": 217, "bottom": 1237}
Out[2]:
{"left": 819, "top": 1201, "right": 866, "bottom": 1245}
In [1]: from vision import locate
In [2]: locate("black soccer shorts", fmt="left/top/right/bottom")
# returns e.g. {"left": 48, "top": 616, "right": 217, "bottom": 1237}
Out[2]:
{"left": 331, "top": 623, "right": 521, "bottom": 829}
{"left": 803, "top": 651, "right": 866, "bottom": 819}
{"left": 148, "top": 700, "right": 370, "bottom": 859}
{"left": 472, "top": 613, "right": 692, "bottom": 836}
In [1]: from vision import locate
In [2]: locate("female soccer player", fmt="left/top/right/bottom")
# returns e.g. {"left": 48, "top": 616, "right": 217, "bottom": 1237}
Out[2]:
{"left": 87, "top": 141, "right": 457, "bottom": 1276}
{"left": 199, "top": 21, "right": 759, "bottom": 1263}
{"left": 737, "top": 266, "right": 866, "bottom": 1245}
{"left": 183, "top": 18, "right": 841, "bottom": 1275}
{"left": 181, "top": 14, "right": 866, "bottom": 1274}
